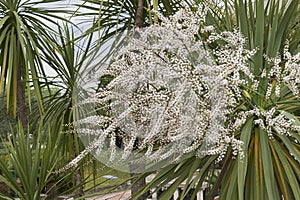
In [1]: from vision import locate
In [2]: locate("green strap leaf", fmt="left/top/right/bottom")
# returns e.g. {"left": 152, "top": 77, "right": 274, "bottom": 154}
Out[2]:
{"left": 272, "top": 140, "right": 300, "bottom": 199}
{"left": 237, "top": 117, "right": 254, "bottom": 200}
{"left": 259, "top": 128, "right": 280, "bottom": 200}
{"left": 0, "top": 15, "right": 9, "bottom": 29}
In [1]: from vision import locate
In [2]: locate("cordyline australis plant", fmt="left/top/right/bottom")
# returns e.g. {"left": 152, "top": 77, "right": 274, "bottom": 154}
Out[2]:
{"left": 63, "top": 5, "right": 299, "bottom": 197}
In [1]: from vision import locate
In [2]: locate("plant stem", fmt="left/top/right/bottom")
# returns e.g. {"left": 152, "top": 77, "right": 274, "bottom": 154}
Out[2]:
{"left": 134, "top": 0, "right": 145, "bottom": 28}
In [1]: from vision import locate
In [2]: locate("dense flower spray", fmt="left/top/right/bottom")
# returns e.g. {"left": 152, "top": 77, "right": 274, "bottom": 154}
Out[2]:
{"left": 60, "top": 6, "right": 300, "bottom": 173}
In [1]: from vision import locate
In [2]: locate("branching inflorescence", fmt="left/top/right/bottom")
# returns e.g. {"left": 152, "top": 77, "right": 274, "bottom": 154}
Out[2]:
{"left": 63, "top": 6, "right": 300, "bottom": 173}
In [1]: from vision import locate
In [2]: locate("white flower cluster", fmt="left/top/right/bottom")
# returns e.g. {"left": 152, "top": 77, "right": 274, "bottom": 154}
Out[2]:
{"left": 232, "top": 107, "right": 300, "bottom": 138}
{"left": 207, "top": 29, "right": 257, "bottom": 107}
{"left": 67, "top": 7, "right": 234, "bottom": 171}
{"left": 257, "top": 43, "right": 300, "bottom": 99}
{"left": 281, "top": 43, "right": 300, "bottom": 96}
{"left": 65, "top": 6, "right": 300, "bottom": 172}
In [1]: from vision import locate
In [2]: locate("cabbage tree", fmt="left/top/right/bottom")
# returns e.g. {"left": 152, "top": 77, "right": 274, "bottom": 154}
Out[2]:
{"left": 0, "top": 0, "right": 67, "bottom": 128}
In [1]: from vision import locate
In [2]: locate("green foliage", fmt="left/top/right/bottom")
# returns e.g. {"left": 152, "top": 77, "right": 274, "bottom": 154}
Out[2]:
{"left": 0, "top": 0, "right": 68, "bottom": 117}
{"left": 0, "top": 122, "right": 61, "bottom": 200}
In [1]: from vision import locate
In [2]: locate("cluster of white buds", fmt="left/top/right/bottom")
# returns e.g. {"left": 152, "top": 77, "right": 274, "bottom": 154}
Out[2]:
{"left": 231, "top": 106, "right": 300, "bottom": 139}
{"left": 208, "top": 29, "right": 257, "bottom": 107}
{"left": 254, "top": 108, "right": 300, "bottom": 138}
{"left": 255, "top": 42, "right": 300, "bottom": 99}
{"left": 68, "top": 6, "right": 235, "bottom": 172}
{"left": 65, "top": 6, "right": 300, "bottom": 172}
{"left": 282, "top": 43, "right": 300, "bottom": 97}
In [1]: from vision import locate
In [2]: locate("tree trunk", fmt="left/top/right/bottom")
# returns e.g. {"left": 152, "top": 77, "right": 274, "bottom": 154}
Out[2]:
{"left": 72, "top": 139, "right": 84, "bottom": 197}
{"left": 130, "top": 163, "right": 149, "bottom": 200}
{"left": 134, "top": 0, "right": 145, "bottom": 28}
{"left": 17, "top": 64, "right": 27, "bottom": 130}
{"left": 73, "top": 168, "right": 84, "bottom": 197}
